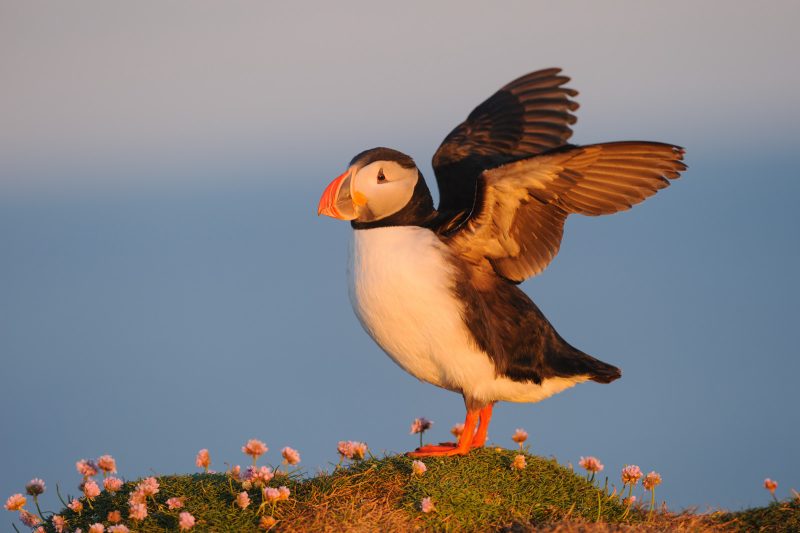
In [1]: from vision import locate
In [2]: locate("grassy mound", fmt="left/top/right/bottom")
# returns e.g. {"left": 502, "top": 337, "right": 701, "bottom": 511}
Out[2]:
{"left": 713, "top": 499, "right": 800, "bottom": 532}
{"left": 39, "top": 449, "right": 798, "bottom": 532}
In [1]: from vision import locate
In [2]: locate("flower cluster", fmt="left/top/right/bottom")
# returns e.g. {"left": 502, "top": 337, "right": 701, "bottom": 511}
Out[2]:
{"left": 25, "top": 479, "right": 45, "bottom": 497}
{"left": 411, "top": 417, "right": 433, "bottom": 447}
{"left": 104, "top": 476, "right": 124, "bottom": 493}
{"left": 764, "top": 478, "right": 778, "bottom": 494}
{"left": 242, "top": 439, "right": 269, "bottom": 465}
{"left": 579, "top": 456, "right": 604, "bottom": 474}
{"left": 511, "top": 454, "right": 527, "bottom": 471}
{"left": 195, "top": 449, "right": 211, "bottom": 472}
{"left": 511, "top": 428, "right": 528, "bottom": 450}
{"left": 410, "top": 417, "right": 433, "bottom": 434}
{"left": 421, "top": 496, "right": 435, "bottom": 513}
{"left": 5, "top": 494, "right": 26, "bottom": 511}
{"left": 243, "top": 465, "right": 275, "bottom": 487}
{"left": 76, "top": 459, "right": 99, "bottom": 479}
{"left": 281, "top": 446, "right": 301, "bottom": 466}
{"left": 179, "top": 511, "right": 196, "bottom": 530}
{"left": 621, "top": 464, "right": 643, "bottom": 486}
{"left": 337, "top": 440, "right": 368, "bottom": 461}
{"left": 97, "top": 455, "right": 117, "bottom": 475}
{"left": 167, "top": 497, "right": 185, "bottom": 510}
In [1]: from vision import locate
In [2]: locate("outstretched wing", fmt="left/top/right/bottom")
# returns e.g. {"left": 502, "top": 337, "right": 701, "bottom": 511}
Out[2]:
{"left": 446, "top": 142, "right": 686, "bottom": 283}
{"left": 432, "top": 68, "right": 579, "bottom": 214}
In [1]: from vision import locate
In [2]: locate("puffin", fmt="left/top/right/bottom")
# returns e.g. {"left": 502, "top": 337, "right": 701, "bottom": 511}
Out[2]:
{"left": 317, "top": 68, "right": 685, "bottom": 457}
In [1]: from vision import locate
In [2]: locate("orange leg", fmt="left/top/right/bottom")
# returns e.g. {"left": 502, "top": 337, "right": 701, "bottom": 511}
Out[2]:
{"left": 407, "top": 408, "right": 479, "bottom": 457}
{"left": 470, "top": 403, "right": 494, "bottom": 448}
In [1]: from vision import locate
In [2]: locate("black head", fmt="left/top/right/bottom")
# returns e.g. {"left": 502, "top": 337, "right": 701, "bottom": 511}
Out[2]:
{"left": 318, "top": 147, "right": 435, "bottom": 228}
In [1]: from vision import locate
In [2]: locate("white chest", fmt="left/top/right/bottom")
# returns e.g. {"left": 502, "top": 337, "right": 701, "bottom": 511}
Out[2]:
{"left": 348, "top": 226, "right": 475, "bottom": 390}
{"left": 346, "top": 226, "right": 586, "bottom": 405}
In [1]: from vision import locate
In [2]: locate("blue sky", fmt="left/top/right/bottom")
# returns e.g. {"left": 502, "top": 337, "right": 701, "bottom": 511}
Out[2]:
{"left": 1, "top": 0, "right": 799, "bottom": 515}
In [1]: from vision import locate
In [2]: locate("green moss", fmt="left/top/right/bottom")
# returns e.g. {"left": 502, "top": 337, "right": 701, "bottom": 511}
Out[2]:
{"left": 398, "top": 448, "right": 629, "bottom": 529}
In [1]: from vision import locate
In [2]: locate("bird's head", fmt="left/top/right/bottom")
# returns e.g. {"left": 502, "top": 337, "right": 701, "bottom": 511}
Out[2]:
{"left": 317, "top": 147, "right": 434, "bottom": 227}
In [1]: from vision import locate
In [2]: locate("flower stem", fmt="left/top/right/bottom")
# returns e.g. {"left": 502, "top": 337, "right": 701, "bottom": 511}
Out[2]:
{"left": 55, "top": 484, "right": 68, "bottom": 508}
{"left": 648, "top": 488, "right": 655, "bottom": 520}
{"left": 33, "top": 496, "right": 46, "bottom": 521}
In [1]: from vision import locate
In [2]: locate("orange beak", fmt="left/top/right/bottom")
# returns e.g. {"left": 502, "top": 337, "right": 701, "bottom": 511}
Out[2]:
{"left": 318, "top": 170, "right": 358, "bottom": 220}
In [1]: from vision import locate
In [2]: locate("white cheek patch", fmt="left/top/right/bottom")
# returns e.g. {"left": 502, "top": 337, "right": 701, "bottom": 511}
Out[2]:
{"left": 354, "top": 161, "right": 418, "bottom": 221}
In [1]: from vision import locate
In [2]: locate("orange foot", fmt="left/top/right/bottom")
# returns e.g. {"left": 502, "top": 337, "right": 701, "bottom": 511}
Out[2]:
{"left": 405, "top": 403, "right": 494, "bottom": 457}
{"left": 409, "top": 442, "right": 457, "bottom": 454}
{"left": 407, "top": 444, "right": 470, "bottom": 457}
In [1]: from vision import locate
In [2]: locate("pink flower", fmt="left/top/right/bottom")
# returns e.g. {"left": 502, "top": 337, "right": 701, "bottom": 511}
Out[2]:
{"left": 259, "top": 516, "right": 277, "bottom": 530}
{"left": 108, "top": 526, "right": 130, "bottom": 533}
{"left": 128, "top": 502, "right": 147, "bottom": 521}
{"left": 410, "top": 417, "right": 433, "bottom": 434}
{"left": 236, "top": 491, "right": 251, "bottom": 509}
{"left": 103, "top": 477, "right": 123, "bottom": 493}
{"left": 167, "top": 497, "right": 185, "bottom": 510}
{"left": 82, "top": 479, "right": 101, "bottom": 499}
{"left": 68, "top": 499, "right": 83, "bottom": 513}
{"left": 107, "top": 510, "right": 122, "bottom": 523}
{"left": 137, "top": 477, "right": 160, "bottom": 496}
{"left": 412, "top": 460, "right": 427, "bottom": 476}
{"left": 25, "top": 478, "right": 46, "bottom": 496}
{"left": 88, "top": 523, "right": 105, "bottom": 533}
{"left": 337, "top": 441, "right": 368, "bottom": 460}
{"left": 511, "top": 454, "right": 527, "bottom": 470}
{"left": 351, "top": 441, "right": 368, "bottom": 460}
{"left": 242, "top": 439, "right": 268, "bottom": 462}
{"left": 4, "top": 493, "right": 26, "bottom": 511}
{"left": 34, "top": 527, "right": 45, "bottom": 533}
{"left": 264, "top": 487, "right": 281, "bottom": 503}
{"left": 19, "top": 509, "right": 41, "bottom": 527}
{"left": 578, "top": 456, "right": 604, "bottom": 473}
{"left": 337, "top": 441, "right": 354, "bottom": 458}
{"left": 624, "top": 496, "right": 637, "bottom": 505}
{"left": 450, "top": 423, "right": 465, "bottom": 438}
{"left": 281, "top": 447, "right": 301, "bottom": 465}
{"left": 97, "top": 455, "right": 117, "bottom": 474}
{"left": 76, "top": 459, "right": 98, "bottom": 478}
{"left": 249, "top": 466, "right": 274, "bottom": 486}
{"left": 421, "top": 497, "right": 435, "bottom": 513}
{"left": 195, "top": 449, "right": 210, "bottom": 471}
{"left": 278, "top": 486, "right": 290, "bottom": 501}
{"left": 764, "top": 478, "right": 778, "bottom": 494}
{"left": 128, "top": 489, "right": 146, "bottom": 505}
{"left": 512, "top": 428, "right": 528, "bottom": 446}
{"left": 621, "top": 465, "right": 643, "bottom": 486}
{"left": 643, "top": 471, "right": 662, "bottom": 491}
{"left": 229, "top": 465, "right": 241, "bottom": 479}
{"left": 178, "top": 511, "right": 196, "bottom": 530}
{"left": 52, "top": 515, "right": 66, "bottom": 533}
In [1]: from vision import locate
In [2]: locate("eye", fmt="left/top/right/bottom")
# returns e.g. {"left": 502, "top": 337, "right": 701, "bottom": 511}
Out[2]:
{"left": 377, "top": 169, "right": 387, "bottom": 183}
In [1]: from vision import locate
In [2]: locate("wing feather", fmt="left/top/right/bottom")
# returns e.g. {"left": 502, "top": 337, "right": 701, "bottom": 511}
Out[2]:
{"left": 432, "top": 68, "right": 579, "bottom": 213}
{"left": 446, "top": 142, "right": 686, "bottom": 282}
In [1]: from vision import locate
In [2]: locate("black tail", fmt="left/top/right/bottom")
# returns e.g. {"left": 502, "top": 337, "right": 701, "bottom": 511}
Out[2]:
{"left": 586, "top": 357, "right": 622, "bottom": 383}
{"left": 547, "top": 343, "right": 622, "bottom": 384}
